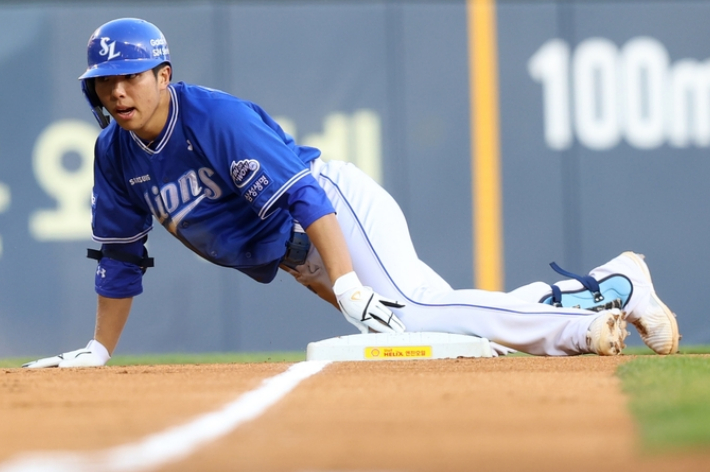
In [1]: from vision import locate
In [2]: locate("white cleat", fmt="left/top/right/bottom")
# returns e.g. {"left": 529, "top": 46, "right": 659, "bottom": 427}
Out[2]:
{"left": 586, "top": 308, "right": 628, "bottom": 356}
{"left": 619, "top": 252, "right": 680, "bottom": 355}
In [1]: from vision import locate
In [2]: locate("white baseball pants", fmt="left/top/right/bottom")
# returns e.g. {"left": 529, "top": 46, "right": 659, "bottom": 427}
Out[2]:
{"left": 299, "top": 158, "right": 635, "bottom": 356}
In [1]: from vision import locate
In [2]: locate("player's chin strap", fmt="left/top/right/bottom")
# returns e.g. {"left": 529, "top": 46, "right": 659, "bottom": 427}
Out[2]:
{"left": 87, "top": 247, "right": 155, "bottom": 274}
{"left": 81, "top": 79, "right": 111, "bottom": 129}
{"left": 543, "top": 262, "right": 632, "bottom": 312}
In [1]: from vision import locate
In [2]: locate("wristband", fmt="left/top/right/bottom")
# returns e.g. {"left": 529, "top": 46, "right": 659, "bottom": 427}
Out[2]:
{"left": 333, "top": 271, "right": 362, "bottom": 297}
{"left": 87, "top": 339, "right": 111, "bottom": 363}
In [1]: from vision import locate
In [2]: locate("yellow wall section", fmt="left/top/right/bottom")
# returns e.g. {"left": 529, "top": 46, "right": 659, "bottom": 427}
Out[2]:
{"left": 467, "top": 0, "right": 503, "bottom": 290}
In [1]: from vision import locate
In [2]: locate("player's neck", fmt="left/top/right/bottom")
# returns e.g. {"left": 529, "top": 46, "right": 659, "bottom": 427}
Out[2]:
{"left": 133, "top": 88, "right": 171, "bottom": 143}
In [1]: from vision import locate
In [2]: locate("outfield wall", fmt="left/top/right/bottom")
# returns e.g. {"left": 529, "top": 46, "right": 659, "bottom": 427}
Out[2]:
{"left": 0, "top": 0, "right": 708, "bottom": 356}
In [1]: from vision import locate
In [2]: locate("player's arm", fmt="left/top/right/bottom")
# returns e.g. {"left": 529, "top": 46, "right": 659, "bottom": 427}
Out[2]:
{"left": 94, "top": 295, "right": 133, "bottom": 355}
{"left": 304, "top": 213, "right": 353, "bottom": 284}
{"left": 305, "top": 213, "right": 406, "bottom": 334}
{"left": 22, "top": 135, "right": 154, "bottom": 369}
{"left": 21, "top": 297, "right": 128, "bottom": 369}
{"left": 23, "top": 240, "right": 149, "bottom": 368}
{"left": 23, "top": 293, "right": 136, "bottom": 369}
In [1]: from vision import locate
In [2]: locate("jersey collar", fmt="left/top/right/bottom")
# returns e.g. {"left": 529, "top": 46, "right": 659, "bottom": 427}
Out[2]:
{"left": 129, "top": 85, "right": 178, "bottom": 155}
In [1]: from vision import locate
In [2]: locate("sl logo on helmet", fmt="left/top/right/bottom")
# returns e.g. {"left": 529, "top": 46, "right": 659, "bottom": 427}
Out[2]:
{"left": 99, "top": 37, "right": 121, "bottom": 60}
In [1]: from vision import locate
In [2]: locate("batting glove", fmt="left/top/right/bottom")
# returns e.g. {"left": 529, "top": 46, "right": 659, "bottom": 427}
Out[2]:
{"left": 489, "top": 341, "right": 518, "bottom": 357}
{"left": 334, "top": 272, "right": 406, "bottom": 334}
{"left": 22, "top": 340, "right": 110, "bottom": 368}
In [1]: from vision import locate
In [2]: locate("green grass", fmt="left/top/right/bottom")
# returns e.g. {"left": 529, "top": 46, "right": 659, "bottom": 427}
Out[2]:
{"left": 624, "top": 345, "right": 710, "bottom": 355}
{"left": 618, "top": 352, "right": 710, "bottom": 452}
{"left": 0, "top": 351, "right": 306, "bottom": 368}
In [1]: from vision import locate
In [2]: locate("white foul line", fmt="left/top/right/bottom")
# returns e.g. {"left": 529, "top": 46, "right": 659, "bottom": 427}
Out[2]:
{"left": 0, "top": 360, "right": 332, "bottom": 472}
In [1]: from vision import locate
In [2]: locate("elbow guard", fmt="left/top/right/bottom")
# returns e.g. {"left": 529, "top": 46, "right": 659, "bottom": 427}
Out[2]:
{"left": 87, "top": 240, "right": 154, "bottom": 298}
{"left": 87, "top": 244, "right": 154, "bottom": 274}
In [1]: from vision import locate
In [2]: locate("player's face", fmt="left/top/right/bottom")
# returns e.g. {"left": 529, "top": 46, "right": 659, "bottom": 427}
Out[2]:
{"left": 93, "top": 66, "right": 171, "bottom": 140}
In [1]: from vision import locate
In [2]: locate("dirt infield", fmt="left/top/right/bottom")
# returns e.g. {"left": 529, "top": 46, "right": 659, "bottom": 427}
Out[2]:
{"left": 1, "top": 356, "right": 709, "bottom": 471}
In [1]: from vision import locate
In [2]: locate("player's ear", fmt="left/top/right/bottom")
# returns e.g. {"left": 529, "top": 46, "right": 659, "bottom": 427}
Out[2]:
{"left": 157, "top": 64, "right": 171, "bottom": 88}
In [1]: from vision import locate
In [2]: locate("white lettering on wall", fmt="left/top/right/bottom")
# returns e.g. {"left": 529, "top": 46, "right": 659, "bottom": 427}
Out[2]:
{"left": 529, "top": 36, "right": 710, "bottom": 150}
{"left": 29, "top": 120, "right": 97, "bottom": 240}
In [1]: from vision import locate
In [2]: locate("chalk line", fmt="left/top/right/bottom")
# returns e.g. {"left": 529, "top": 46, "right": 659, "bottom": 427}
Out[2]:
{"left": 0, "top": 360, "right": 331, "bottom": 472}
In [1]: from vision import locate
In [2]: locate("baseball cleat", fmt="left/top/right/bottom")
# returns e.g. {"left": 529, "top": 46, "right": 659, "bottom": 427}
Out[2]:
{"left": 619, "top": 252, "right": 680, "bottom": 355}
{"left": 586, "top": 308, "right": 628, "bottom": 356}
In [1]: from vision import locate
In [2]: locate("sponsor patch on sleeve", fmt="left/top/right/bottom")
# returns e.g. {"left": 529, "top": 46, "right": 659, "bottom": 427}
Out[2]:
{"left": 230, "top": 159, "right": 260, "bottom": 188}
{"left": 243, "top": 173, "right": 271, "bottom": 204}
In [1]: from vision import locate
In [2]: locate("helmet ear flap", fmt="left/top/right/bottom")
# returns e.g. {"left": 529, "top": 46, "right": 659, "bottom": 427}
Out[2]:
{"left": 81, "top": 79, "right": 111, "bottom": 129}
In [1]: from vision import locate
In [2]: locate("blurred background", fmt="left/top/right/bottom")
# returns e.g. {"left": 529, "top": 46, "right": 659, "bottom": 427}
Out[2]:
{"left": 0, "top": 0, "right": 708, "bottom": 357}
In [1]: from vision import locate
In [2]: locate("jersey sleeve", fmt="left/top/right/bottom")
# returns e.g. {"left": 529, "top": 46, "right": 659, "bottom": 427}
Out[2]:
{"left": 91, "top": 134, "right": 153, "bottom": 243}
{"left": 280, "top": 174, "right": 335, "bottom": 229}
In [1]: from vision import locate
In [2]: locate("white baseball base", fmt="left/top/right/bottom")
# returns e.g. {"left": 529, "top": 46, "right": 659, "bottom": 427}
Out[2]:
{"left": 306, "top": 332, "right": 493, "bottom": 361}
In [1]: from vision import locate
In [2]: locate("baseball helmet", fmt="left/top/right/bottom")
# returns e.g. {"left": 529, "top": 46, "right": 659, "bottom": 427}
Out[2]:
{"left": 79, "top": 18, "right": 171, "bottom": 128}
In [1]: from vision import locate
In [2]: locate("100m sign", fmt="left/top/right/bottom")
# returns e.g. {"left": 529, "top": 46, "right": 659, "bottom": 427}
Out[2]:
{"left": 529, "top": 36, "right": 710, "bottom": 151}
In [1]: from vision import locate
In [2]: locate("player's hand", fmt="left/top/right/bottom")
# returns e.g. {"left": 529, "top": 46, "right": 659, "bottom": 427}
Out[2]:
{"left": 22, "top": 340, "right": 110, "bottom": 368}
{"left": 489, "top": 341, "right": 518, "bottom": 357}
{"left": 334, "top": 272, "right": 406, "bottom": 334}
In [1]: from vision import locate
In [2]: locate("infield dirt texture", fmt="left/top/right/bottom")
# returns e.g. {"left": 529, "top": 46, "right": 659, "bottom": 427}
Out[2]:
{"left": 1, "top": 356, "right": 709, "bottom": 471}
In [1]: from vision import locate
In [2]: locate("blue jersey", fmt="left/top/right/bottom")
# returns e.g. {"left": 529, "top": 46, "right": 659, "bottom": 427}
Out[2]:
{"left": 91, "top": 82, "right": 334, "bottom": 295}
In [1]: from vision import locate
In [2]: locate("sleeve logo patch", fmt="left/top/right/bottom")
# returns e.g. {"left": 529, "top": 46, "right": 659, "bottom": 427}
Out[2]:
{"left": 230, "top": 159, "right": 260, "bottom": 188}
{"left": 243, "top": 174, "right": 271, "bottom": 203}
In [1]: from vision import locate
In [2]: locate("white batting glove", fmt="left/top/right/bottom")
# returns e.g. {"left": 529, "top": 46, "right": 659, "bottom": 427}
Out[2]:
{"left": 22, "top": 340, "right": 110, "bottom": 368}
{"left": 334, "top": 272, "right": 406, "bottom": 334}
{"left": 489, "top": 341, "right": 518, "bottom": 357}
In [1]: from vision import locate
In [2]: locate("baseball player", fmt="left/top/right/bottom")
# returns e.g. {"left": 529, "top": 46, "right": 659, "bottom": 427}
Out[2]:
{"left": 24, "top": 18, "right": 679, "bottom": 368}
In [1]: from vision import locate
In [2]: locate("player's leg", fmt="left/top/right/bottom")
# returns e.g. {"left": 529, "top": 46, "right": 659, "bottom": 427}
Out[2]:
{"left": 309, "top": 158, "right": 624, "bottom": 356}
{"left": 507, "top": 254, "right": 679, "bottom": 354}
{"left": 309, "top": 158, "right": 449, "bottom": 299}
